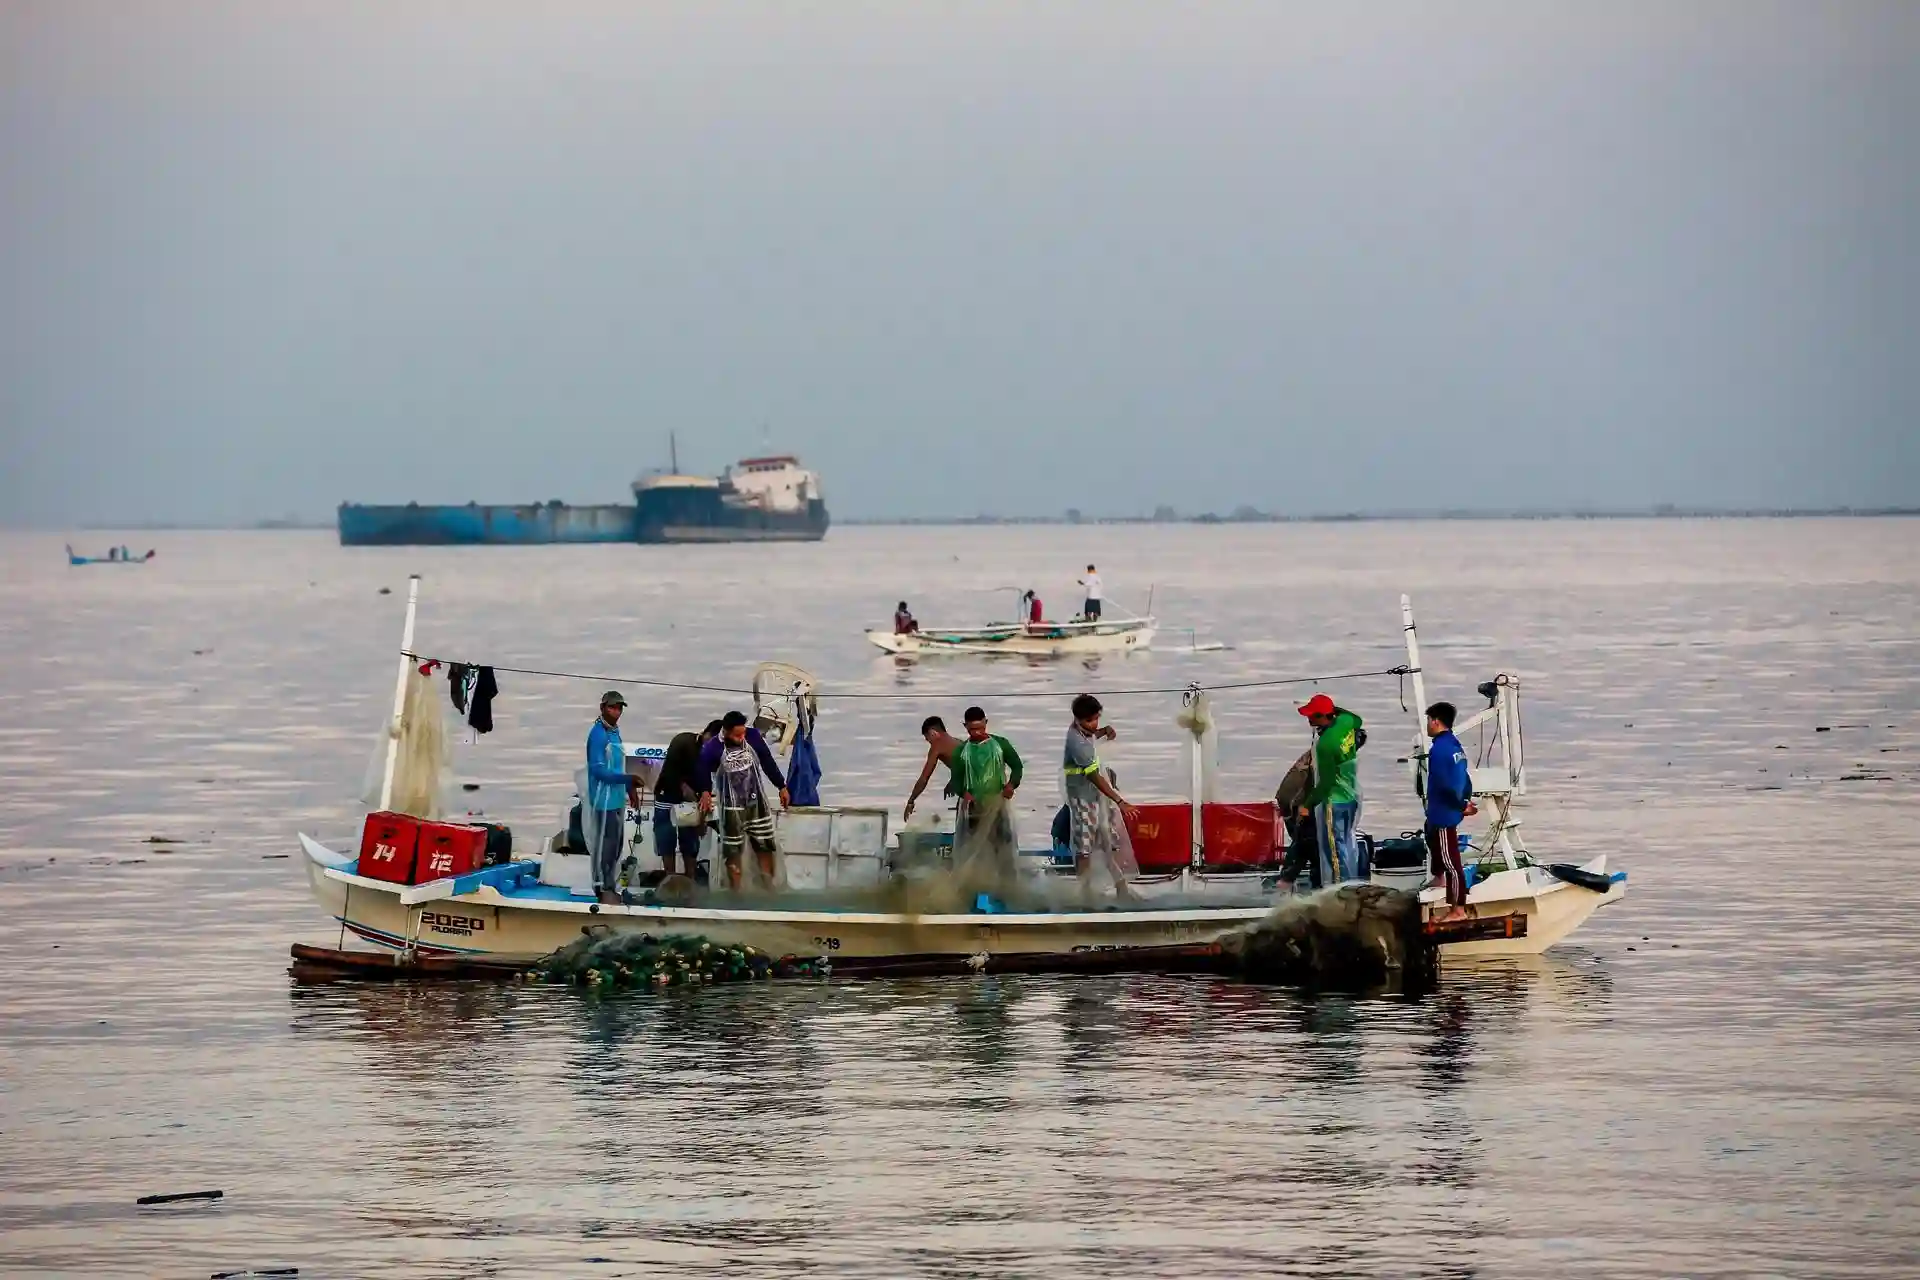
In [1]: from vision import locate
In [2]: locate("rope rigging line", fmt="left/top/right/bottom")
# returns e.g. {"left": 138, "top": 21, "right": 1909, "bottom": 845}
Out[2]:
{"left": 402, "top": 652, "right": 1410, "bottom": 702}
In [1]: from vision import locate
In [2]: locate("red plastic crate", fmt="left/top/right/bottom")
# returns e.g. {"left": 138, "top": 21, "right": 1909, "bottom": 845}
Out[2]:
{"left": 414, "top": 822, "right": 488, "bottom": 883}
{"left": 358, "top": 812, "right": 421, "bottom": 884}
{"left": 1201, "top": 802, "right": 1281, "bottom": 868}
{"left": 1125, "top": 803, "right": 1195, "bottom": 873}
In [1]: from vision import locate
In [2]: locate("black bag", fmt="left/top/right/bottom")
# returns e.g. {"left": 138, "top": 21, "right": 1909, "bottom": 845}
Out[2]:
{"left": 566, "top": 803, "right": 586, "bottom": 853}
{"left": 483, "top": 823, "right": 514, "bottom": 866}
{"left": 1371, "top": 832, "right": 1427, "bottom": 871}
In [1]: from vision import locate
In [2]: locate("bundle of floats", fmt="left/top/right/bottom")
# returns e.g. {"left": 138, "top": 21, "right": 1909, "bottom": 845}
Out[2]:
{"left": 290, "top": 581, "right": 1625, "bottom": 995}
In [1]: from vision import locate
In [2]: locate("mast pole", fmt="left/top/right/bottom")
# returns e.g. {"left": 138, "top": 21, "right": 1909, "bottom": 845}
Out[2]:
{"left": 379, "top": 574, "right": 422, "bottom": 813}
{"left": 670, "top": 431, "right": 679, "bottom": 475}
{"left": 1400, "top": 594, "right": 1429, "bottom": 793}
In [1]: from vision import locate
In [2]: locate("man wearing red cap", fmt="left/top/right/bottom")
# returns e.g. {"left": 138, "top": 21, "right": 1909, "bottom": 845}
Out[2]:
{"left": 1298, "top": 693, "right": 1366, "bottom": 886}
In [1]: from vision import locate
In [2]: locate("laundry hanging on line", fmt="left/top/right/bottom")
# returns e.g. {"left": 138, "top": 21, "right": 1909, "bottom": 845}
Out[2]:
{"left": 447, "top": 662, "right": 499, "bottom": 735}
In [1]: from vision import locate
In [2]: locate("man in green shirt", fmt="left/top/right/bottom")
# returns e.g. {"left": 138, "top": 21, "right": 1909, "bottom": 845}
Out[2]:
{"left": 1299, "top": 693, "right": 1366, "bottom": 885}
{"left": 951, "top": 705, "right": 1023, "bottom": 894}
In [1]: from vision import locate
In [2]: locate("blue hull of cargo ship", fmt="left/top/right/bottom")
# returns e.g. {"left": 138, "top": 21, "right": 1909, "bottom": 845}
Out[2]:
{"left": 337, "top": 503, "right": 636, "bottom": 546}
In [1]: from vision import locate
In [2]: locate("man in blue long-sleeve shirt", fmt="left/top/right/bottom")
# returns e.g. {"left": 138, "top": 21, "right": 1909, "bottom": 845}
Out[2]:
{"left": 1423, "top": 701, "right": 1477, "bottom": 917}
{"left": 698, "top": 710, "right": 790, "bottom": 890}
{"left": 585, "top": 690, "right": 640, "bottom": 902}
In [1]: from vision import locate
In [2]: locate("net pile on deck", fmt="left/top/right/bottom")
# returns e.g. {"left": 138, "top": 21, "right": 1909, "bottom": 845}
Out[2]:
{"left": 530, "top": 932, "right": 829, "bottom": 991}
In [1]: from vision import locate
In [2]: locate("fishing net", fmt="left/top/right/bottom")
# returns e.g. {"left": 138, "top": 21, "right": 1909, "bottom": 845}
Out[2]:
{"left": 361, "top": 668, "right": 451, "bottom": 818}
{"left": 1221, "top": 883, "right": 1429, "bottom": 992}
{"left": 950, "top": 792, "right": 1023, "bottom": 904}
{"left": 530, "top": 931, "right": 828, "bottom": 991}
{"left": 1175, "top": 689, "right": 1220, "bottom": 805}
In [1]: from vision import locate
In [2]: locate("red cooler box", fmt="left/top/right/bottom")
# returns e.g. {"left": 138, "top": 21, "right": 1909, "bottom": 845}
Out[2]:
{"left": 359, "top": 812, "right": 421, "bottom": 884}
{"left": 1125, "top": 803, "right": 1195, "bottom": 873}
{"left": 414, "top": 822, "right": 488, "bottom": 883}
{"left": 1201, "top": 802, "right": 1281, "bottom": 868}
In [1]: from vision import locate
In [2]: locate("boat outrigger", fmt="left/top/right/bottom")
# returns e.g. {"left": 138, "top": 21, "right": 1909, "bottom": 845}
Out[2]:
{"left": 298, "top": 584, "right": 1625, "bottom": 971}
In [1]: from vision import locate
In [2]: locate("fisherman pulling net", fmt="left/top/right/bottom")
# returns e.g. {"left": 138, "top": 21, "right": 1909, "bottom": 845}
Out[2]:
{"left": 1064, "top": 694, "right": 1140, "bottom": 902}
{"left": 948, "top": 706, "right": 1026, "bottom": 903}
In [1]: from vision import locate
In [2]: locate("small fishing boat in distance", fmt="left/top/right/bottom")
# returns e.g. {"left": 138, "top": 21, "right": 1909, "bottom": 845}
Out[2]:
{"left": 67, "top": 544, "right": 155, "bottom": 565}
{"left": 867, "top": 614, "right": 1156, "bottom": 657}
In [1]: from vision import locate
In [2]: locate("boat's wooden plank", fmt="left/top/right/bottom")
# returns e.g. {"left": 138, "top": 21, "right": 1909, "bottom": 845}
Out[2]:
{"left": 1423, "top": 911, "right": 1528, "bottom": 943}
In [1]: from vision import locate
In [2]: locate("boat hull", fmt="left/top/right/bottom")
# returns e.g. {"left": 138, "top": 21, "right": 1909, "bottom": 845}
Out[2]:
{"left": 301, "top": 836, "right": 1617, "bottom": 965}
{"left": 337, "top": 503, "right": 636, "bottom": 545}
{"left": 303, "top": 841, "right": 1261, "bottom": 962}
{"left": 1432, "top": 859, "right": 1626, "bottom": 957}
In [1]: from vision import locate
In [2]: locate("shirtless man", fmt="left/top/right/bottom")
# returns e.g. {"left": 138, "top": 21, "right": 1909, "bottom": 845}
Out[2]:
{"left": 903, "top": 715, "right": 961, "bottom": 821}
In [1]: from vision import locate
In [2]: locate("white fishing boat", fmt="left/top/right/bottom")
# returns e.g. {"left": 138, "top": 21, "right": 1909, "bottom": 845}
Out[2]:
{"left": 297, "top": 585, "right": 1624, "bottom": 968}
{"left": 867, "top": 615, "right": 1157, "bottom": 657}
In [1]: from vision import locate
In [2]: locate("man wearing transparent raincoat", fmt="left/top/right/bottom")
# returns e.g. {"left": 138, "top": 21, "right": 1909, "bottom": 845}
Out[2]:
{"left": 1063, "top": 694, "right": 1141, "bottom": 899}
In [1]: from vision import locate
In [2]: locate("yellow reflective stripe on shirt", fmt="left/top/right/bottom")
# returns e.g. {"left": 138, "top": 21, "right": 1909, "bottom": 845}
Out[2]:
{"left": 1064, "top": 756, "right": 1102, "bottom": 776}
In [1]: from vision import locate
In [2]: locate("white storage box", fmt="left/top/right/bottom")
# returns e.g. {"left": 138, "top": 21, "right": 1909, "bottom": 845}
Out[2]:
{"left": 775, "top": 807, "right": 888, "bottom": 892}
{"left": 539, "top": 848, "right": 596, "bottom": 896}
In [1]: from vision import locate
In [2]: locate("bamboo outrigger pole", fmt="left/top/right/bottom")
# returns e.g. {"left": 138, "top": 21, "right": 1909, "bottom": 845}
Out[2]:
{"left": 379, "top": 575, "right": 422, "bottom": 814}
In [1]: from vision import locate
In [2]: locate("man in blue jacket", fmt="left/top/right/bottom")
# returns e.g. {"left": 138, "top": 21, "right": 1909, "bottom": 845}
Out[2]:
{"left": 1423, "top": 701, "right": 1477, "bottom": 918}
{"left": 585, "top": 690, "right": 640, "bottom": 903}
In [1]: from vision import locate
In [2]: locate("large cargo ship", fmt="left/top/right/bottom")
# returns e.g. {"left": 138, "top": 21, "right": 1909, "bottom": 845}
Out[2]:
{"left": 336, "top": 453, "right": 829, "bottom": 546}
{"left": 633, "top": 455, "right": 829, "bottom": 544}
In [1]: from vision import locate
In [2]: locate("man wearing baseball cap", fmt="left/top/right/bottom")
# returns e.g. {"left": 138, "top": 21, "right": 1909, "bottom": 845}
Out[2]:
{"left": 584, "top": 690, "right": 640, "bottom": 902}
{"left": 1298, "top": 693, "right": 1366, "bottom": 886}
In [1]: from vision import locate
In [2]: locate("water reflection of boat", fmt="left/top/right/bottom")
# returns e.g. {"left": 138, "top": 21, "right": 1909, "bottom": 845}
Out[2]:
{"left": 295, "top": 589, "right": 1624, "bottom": 968}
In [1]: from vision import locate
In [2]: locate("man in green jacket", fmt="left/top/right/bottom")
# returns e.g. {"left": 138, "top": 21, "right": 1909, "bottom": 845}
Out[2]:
{"left": 951, "top": 705, "right": 1024, "bottom": 894}
{"left": 1298, "top": 693, "right": 1365, "bottom": 885}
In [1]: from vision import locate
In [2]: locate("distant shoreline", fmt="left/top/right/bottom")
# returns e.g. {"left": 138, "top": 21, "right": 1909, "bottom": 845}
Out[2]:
{"left": 837, "top": 506, "right": 1920, "bottom": 527}
{"left": 30, "top": 505, "right": 1918, "bottom": 532}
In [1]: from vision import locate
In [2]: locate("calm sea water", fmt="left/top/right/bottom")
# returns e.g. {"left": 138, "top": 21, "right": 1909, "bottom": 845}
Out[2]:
{"left": 1, "top": 520, "right": 1916, "bottom": 1279}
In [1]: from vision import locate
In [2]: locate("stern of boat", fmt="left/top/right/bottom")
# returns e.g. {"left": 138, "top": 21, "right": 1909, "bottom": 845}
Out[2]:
{"left": 1431, "top": 854, "right": 1626, "bottom": 957}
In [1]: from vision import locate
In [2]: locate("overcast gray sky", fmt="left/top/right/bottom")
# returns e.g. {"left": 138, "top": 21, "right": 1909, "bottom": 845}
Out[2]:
{"left": 2, "top": 1, "right": 1915, "bottom": 525}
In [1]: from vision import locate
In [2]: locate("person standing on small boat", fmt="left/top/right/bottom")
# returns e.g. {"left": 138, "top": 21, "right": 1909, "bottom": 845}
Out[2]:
{"left": 653, "top": 719, "right": 722, "bottom": 883}
{"left": 1300, "top": 693, "right": 1366, "bottom": 885}
{"left": 697, "top": 710, "right": 791, "bottom": 891}
{"left": 1078, "top": 565, "right": 1103, "bottom": 620}
{"left": 584, "top": 690, "right": 640, "bottom": 904}
{"left": 1423, "top": 701, "right": 1477, "bottom": 920}
{"left": 1064, "top": 694, "right": 1140, "bottom": 898}
{"left": 950, "top": 706, "right": 1024, "bottom": 892}
{"left": 903, "top": 715, "right": 961, "bottom": 822}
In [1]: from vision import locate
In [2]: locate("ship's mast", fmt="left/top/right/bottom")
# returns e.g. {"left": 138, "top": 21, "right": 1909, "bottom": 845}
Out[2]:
{"left": 669, "top": 431, "right": 680, "bottom": 475}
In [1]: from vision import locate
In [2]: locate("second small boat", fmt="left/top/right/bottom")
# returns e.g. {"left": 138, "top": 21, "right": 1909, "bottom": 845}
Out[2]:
{"left": 867, "top": 616, "right": 1156, "bottom": 657}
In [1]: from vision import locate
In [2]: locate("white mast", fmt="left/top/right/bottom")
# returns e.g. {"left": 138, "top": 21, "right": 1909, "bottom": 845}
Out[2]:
{"left": 1400, "top": 594, "right": 1429, "bottom": 794}
{"left": 378, "top": 575, "right": 422, "bottom": 813}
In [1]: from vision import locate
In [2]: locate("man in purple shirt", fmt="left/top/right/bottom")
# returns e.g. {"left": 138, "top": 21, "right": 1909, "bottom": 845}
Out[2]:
{"left": 697, "top": 710, "right": 791, "bottom": 890}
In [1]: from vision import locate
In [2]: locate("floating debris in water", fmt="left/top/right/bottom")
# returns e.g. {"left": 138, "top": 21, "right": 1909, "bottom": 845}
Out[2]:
{"left": 532, "top": 933, "right": 826, "bottom": 992}
{"left": 378, "top": 586, "right": 392, "bottom": 595}
{"left": 145, "top": 836, "right": 180, "bottom": 844}
{"left": 137, "top": 1188, "right": 223, "bottom": 1205}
